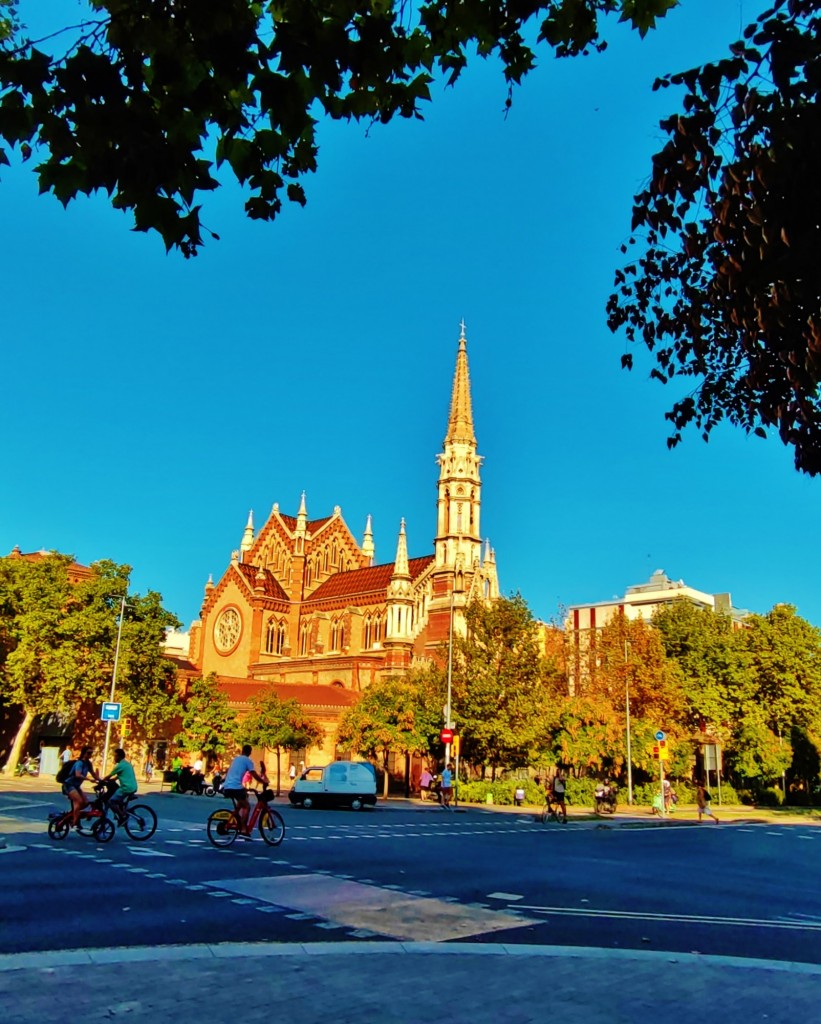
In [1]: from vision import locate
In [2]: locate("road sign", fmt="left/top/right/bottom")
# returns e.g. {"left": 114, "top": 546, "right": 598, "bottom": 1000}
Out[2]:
{"left": 440, "top": 728, "right": 454, "bottom": 744}
{"left": 655, "top": 730, "right": 666, "bottom": 741}
{"left": 101, "top": 702, "right": 122, "bottom": 722}
{"left": 451, "top": 735, "right": 460, "bottom": 758}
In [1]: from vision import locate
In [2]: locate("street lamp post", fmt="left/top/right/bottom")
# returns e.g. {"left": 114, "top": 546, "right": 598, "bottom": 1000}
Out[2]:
{"left": 624, "top": 638, "right": 633, "bottom": 806}
{"left": 101, "top": 595, "right": 127, "bottom": 776}
{"left": 445, "top": 588, "right": 455, "bottom": 765}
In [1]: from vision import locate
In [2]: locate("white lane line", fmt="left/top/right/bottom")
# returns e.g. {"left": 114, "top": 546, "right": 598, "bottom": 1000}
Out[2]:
{"left": 487, "top": 892, "right": 523, "bottom": 901}
{"left": 520, "top": 904, "right": 821, "bottom": 932}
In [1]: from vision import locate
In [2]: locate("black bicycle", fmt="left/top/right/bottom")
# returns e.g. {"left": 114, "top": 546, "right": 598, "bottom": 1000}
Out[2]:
{"left": 539, "top": 797, "right": 567, "bottom": 825}
{"left": 97, "top": 780, "right": 158, "bottom": 840}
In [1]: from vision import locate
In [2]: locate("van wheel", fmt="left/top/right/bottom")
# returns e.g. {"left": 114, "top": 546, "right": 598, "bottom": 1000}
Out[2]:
{"left": 351, "top": 797, "right": 363, "bottom": 811}
{"left": 302, "top": 797, "right": 313, "bottom": 809}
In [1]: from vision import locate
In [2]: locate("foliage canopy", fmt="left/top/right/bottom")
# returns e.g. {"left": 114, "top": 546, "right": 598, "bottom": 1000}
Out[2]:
{"left": 0, "top": 1, "right": 676, "bottom": 255}
{"left": 608, "top": 0, "right": 821, "bottom": 475}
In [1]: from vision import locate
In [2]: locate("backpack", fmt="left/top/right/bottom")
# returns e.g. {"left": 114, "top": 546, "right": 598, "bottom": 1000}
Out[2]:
{"left": 56, "top": 759, "right": 77, "bottom": 784}
{"left": 702, "top": 789, "right": 712, "bottom": 802}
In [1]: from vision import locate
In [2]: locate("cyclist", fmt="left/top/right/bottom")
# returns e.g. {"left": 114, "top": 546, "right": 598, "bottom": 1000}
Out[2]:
{"left": 104, "top": 748, "right": 138, "bottom": 817}
{"left": 223, "top": 744, "right": 267, "bottom": 835}
{"left": 62, "top": 745, "right": 101, "bottom": 828}
{"left": 551, "top": 769, "right": 568, "bottom": 819}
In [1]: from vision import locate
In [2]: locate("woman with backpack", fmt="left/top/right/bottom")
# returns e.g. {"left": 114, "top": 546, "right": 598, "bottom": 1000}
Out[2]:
{"left": 58, "top": 746, "right": 102, "bottom": 828}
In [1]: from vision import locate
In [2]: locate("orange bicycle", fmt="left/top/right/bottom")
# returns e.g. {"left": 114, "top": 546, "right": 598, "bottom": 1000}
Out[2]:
{"left": 206, "top": 787, "right": 285, "bottom": 848}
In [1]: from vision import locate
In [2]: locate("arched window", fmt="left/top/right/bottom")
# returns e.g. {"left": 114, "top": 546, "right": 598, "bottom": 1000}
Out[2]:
{"left": 332, "top": 540, "right": 338, "bottom": 566}
{"left": 330, "top": 618, "right": 339, "bottom": 651}
{"left": 305, "top": 559, "right": 312, "bottom": 587}
{"left": 374, "top": 614, "right": 383, "bottom": 644}
{"left": 276, "top": 621, "right": 286, "bottom": 654}
{"left": 364, "top": 615, "right": 372, "bottom": 649}
{"left": 265, "top": 618, "right": 276, "bottom": 654}
{"left": 323, "top": 547, "right": 329, "bottom": 572}
{"left": 300, "top": 623, "right": 309, "bottom": 656}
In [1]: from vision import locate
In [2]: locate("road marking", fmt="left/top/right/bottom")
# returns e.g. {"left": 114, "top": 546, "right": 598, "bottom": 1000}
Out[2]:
{"left": 487, "top": 892, "right": 523, "bottom": 901}
{"left": 519, "top": 904, "right": 821, "bottom": 932}
{"left": 203, "top": 873, "right": 528, "bottom": 942}
{"left": 127, "top": 848, "right": 175, "bottom": 858}
{"left": 0, "top": 844, "right": 27, "bottom": 854}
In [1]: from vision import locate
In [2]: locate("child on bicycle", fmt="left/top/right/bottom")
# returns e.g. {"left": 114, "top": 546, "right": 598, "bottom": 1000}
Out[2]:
{"left": 62, "top": 746, "right": 102, "bottom": 827}
{"left": 104, "top": 748, "right": 138, "bottom": 816}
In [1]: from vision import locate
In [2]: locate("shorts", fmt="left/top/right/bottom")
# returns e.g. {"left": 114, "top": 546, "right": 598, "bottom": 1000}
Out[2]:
{"left": 62, "top": 781, "right": 83, "bottom": 797}
{"left": 224, "top": 788, "right": 247, "bottom": 801}
{"left": 441, "top": 787, "right": 453, "bottom": 799}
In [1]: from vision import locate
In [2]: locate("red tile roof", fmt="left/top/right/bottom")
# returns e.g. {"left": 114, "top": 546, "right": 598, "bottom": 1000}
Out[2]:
{"left": 217, "top": 676, "right": 358, "bottom": 709}
{"left": 307, "top": 555, "right": 434, "bottom": 604}
{"left": 275, "top": 514, "right": 333, "bottom": 536}
{"left": 7, "top": 547, "right": 93, "bottom": 582}
{"left": 234, "top": 562, "right": 289, "bottom": 601}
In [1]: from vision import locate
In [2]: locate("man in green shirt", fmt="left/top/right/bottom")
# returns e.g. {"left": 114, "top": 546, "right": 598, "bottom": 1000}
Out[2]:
{"left": 105, "top": 748, "right": 138, "bottom": 814}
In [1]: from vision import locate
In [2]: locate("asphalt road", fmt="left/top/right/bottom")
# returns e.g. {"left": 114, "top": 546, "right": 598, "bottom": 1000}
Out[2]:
{"left": 3, "top": 785, "right": 821, "bottom": 963}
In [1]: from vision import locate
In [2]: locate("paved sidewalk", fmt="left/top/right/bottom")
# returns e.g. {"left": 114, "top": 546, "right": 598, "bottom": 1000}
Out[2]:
{"left": 2, "top": 941, "right": 820, "bottom": 1023}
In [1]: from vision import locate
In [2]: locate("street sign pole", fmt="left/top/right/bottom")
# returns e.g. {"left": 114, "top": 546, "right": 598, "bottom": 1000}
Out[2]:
{"left": 101, "top": 595, "right": 127, "bottom": 776}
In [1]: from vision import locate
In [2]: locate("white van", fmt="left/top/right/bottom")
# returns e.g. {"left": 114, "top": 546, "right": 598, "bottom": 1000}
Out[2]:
{"left": 288, "top": 760, "right": 377, "bottom": 811}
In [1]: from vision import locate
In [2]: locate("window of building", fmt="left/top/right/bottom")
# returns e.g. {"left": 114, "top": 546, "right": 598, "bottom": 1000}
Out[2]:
{"left": 364, "top": 615, "right": 372, "bottom": 649}
{"left": 265, "top": 618, "right": 276, "bottom": 654}
{"left": 276, "top": 621, "right": 286, "bottom": 655}
{"left": 300, "top": 623, "right": 309, "bottom": 656}
{"left": 305, "top": 559, "right": 312, "bottom": 587}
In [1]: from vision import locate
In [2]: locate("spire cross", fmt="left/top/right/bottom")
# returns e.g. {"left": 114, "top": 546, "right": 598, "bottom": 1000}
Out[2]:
{"left": 459, "top": 318, "right": 466, "bottom": 339}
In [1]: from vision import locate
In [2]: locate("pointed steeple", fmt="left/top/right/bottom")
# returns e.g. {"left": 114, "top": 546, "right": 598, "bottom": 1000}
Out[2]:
{"left": 392, "top": 518, "right": 410, "bottom": 578}
{"left": 240, "top": 510, "right": 254, "bottom": 559}
{"left": 294, "top": 492, "right": 307, "bottom": 555}
{"left": 445, "top": 319, "right": 476, "bottom": 445}
{"left": 361, "top": 514, "right": 375, "bottom": 566}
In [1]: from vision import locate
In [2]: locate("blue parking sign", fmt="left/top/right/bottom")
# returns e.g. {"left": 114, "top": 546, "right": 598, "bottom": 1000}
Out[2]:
{"left": 101, "top": 702, "right": 122, "bottom": 722}
{"left": 655, "top": 730, "right": 666, "bottom": 741}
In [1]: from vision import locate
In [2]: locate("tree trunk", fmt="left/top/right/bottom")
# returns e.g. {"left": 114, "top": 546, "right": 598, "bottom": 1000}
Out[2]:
{"left": 4, "top": 708, "right": 36, "bottom": 775}
{"left": 382, "top": 752, "right": 390, "bottom": 798}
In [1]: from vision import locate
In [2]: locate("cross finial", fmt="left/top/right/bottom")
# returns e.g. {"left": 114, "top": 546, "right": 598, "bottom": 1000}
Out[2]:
{"left": 459, "top": 318, "right": 466, "bottom": 339}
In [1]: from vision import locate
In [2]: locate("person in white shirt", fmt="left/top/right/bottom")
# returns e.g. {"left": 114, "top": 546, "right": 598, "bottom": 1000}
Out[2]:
{"left": 223, "top": 745, "right": 266, "bottom": 834}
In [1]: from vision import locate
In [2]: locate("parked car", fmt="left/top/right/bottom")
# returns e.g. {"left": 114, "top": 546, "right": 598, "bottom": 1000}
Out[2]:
{"left": 288, "top": 760, "right": 377, "bottom": 811}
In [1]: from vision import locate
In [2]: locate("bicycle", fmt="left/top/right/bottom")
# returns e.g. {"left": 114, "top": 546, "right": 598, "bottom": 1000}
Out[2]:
{"left": 48, "top": 785, "right": 116, "bottom": 843}
{"left": 206, "top": 787, "right": 285, "bottom": 848}
{"left": 539, "top": 796, "right": 567, "bottom": 825}
{"left": 96, "top": 780, "right": 158, "bottom": 840}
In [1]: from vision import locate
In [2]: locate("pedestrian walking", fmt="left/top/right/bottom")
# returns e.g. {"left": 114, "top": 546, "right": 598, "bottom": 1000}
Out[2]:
{"left": 440, "top": 762, "right": 454, "bottom": 808}
{"left": 696, "top": 782, "right": 719, "bottom": 824}
{"left": 419, "top": 766, "right": 433, "bottom": 801}
{"left": 289, "top": 763, "right": 296, "bottom": 782}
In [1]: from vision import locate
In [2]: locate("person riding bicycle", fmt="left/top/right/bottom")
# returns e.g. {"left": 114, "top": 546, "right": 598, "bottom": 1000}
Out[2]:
{"left": 104, "top": 748, "right": 138, "bottom": 817}
{"left": 551, "top": 769, "right": 567, "bottom": 818}
{"left": 62, "top": 745, "right": 101, "bottom": 828}
{"left": 223, "top": 744, "right": 267, "bottom": 835}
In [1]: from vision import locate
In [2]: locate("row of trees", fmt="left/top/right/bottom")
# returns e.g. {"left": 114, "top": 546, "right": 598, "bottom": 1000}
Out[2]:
{"left": 335, "top": 594, "right": 821, "bottom": 800}
{"left": 0, "top": 553, "right": 181, "bottom": 770}
{"left": 175, "top": 673, "right": 322, "bottom": 793}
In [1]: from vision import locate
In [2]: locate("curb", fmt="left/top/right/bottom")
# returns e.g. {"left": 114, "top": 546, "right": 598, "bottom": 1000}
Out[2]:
{"left": 3, "top": 940, "right": 821, "bottom": 975}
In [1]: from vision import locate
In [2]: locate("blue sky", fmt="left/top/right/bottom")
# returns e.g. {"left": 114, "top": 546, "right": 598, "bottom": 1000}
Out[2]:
{"left": 4, "top": 1, "right": 819, "bottom": 631}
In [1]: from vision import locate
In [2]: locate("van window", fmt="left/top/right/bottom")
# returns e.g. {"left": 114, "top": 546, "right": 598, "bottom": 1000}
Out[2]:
{"left": 303, "top": 768, "right": 323, "bottom": 782}
{"left": 327, "top": 763, "right": 348, "bottom": 784}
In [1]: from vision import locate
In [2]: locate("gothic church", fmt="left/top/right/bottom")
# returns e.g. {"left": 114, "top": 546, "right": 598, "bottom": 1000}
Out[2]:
{"left": 187, "top": 326, "right": 499, "bottom": 760}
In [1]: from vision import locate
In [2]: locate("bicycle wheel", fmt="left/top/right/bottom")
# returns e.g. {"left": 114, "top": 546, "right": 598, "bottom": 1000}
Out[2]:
{"left": 124, "top": 803, "right": 158, "bottom": 841}
{"left": 555, "top": 805, "right": 567, "bottom": 825}
{"left": 92, "top": 817, "right": 116, "bottom": 843}
{"left": 258, "top": 807, "right": 285, "bottom": 847}
{"left": 207, "top": 808, "right": 239, "bottom": 848}
{"left": 540, "top": 804, "right": 550, "bottom": 824}
{"left": 48, "top": 815, "right": 70, "bottom": 840}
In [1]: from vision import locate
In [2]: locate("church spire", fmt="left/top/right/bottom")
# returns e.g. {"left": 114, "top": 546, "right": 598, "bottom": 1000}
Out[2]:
{"left": 393, "top": 518, "right": 410, "bottom": 578}
{"left": 361, "top": 514, "right": 375, "bottom": 566}
{"left": 434, "top": 324, "right": 483, "bottom": 573}
{"left": 445, "top": 319, "right": 476, "bottom": 445}
{"left": 240, "top": 510, "right": 254, "bottom": 559}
